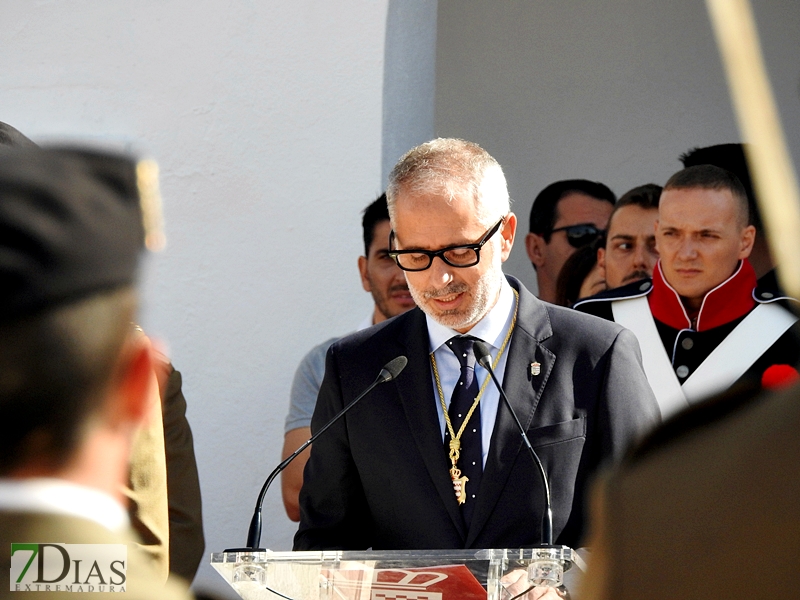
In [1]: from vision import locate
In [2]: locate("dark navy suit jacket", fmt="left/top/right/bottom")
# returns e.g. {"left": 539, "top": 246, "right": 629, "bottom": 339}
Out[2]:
{"left": 294, "top": 277, "right": 659, "bottom": 550}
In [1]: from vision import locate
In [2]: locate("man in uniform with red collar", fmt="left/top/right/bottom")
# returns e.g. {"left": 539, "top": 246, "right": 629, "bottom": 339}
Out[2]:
{"left": 575, "top": 164, "right": 799, "bottom": 419}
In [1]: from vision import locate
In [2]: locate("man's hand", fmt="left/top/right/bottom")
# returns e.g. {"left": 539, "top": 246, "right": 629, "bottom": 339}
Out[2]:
{"left": 501, "top": 569, "right": 566, "bottom": 600}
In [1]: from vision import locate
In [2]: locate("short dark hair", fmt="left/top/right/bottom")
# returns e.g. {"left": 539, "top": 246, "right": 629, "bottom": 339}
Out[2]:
{"left": 664, "top": 164, "right": 750, "bottom": 227}
{"left": 529, "top": 179, "right": 616, "bottom": 241}
{"left": 0, "top": 288, "right": 135, "bottom": 474}
{"left": 554, "top": 239, "right": 603, "bottom": 307}
{"left": 362, "top": 193, "right": 390, "bottom": 256}
{"left": 607, "top": 184, "right": 662, "bottom": 233}
{"left": 680, "top": 143, "right": 761, "bottom": 231}
{"left": 616, "top": 183, "right": 661, "bottom": 212}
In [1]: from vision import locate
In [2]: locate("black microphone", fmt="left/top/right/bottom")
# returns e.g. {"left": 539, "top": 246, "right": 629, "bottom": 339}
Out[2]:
{"left": 473, "top": 340, "right": 554, "bottom": 546}
{"left": 226, "top": 355, "right": 408, "bottom": 552}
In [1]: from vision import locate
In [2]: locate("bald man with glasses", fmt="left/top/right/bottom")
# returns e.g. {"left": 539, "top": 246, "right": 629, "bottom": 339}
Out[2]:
{"left": 526, "top": 180, "right": 616, "bottom": 303}
{"left": 294, "top": 139, "right": 658, "bottom": 553}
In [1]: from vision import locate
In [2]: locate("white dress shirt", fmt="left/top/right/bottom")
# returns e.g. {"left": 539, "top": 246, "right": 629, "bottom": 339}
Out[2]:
{"left": 0, "top": 478, "right": 129, "bottom": 532}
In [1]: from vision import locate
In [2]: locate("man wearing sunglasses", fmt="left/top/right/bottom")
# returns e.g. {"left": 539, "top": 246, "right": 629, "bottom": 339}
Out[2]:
{"left": 526, "top": 180, "right": 616, "bottom": 303}
{"left": 294, "top": 138, "right": 658, "bottom": 552}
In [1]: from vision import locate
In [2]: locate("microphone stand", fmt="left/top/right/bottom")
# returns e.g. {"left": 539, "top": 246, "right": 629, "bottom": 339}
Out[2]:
{"left": 473, "top": 341, "right": 574, "bottom": 589}
{"left": 225, "top": 355, "right": 407, "bottom": 552}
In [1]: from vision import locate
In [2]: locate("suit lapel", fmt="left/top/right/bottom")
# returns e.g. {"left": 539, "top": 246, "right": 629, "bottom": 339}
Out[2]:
{"left": 466, "top": 280, "right": 555, "bottom": 546}
{"left": 396, "top": 309, "right": 468, "bottom": 542}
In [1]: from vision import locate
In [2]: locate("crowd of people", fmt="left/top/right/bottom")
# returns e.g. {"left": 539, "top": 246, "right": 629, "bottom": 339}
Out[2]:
{"left": 283, "top": 139, "right": 799, "bottom": 596}
{"left": 1, "top": 120, "right": 797, "bottom": 599}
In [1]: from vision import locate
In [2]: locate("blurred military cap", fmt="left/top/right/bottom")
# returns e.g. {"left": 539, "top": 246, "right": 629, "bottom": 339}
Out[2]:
{"left": 0, "top": 147, "right": 150, "bottom": 321}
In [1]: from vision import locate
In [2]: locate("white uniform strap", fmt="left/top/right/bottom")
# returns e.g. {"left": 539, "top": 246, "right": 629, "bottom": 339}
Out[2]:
{"left": 611, "top": 297, "right": 688, "bottom": 419}
{"left": 612, "top": 297, "right": 798, "bottom": 419}
{"left": 681, "top": 302, "right": 797, "bottom": 401}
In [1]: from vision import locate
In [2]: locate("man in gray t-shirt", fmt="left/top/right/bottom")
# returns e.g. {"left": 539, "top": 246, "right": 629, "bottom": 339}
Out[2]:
{"left": 281, "top": 194, "right": 416, "bottom": 521}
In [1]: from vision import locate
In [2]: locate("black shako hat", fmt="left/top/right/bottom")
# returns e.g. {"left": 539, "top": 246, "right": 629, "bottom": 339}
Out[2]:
{"left": 0, "top": 146, "right": 163, "bottom": 321}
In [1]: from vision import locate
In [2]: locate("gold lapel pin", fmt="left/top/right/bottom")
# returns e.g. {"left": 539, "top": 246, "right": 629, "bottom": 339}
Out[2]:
{"left": 530, "top": 362, "right": 541, "bottom": 377}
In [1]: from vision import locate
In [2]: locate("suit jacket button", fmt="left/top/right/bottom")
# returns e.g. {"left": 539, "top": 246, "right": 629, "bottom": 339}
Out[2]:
{"left": 676, "top": 365, "right": 690, "bottom": 378}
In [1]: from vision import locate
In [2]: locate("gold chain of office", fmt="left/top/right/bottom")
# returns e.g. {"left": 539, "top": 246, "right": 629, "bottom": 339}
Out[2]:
{"left": 430, "top": 288, "right": 519, "bottom": 504}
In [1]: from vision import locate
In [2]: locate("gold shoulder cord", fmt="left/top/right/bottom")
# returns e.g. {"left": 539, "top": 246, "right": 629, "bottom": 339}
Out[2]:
{"left": 431, "top": 288, "right": 519, "bottom": 504}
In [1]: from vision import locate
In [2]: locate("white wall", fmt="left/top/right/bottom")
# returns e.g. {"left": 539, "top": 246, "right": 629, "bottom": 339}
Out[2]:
{"left": 435, "top": 0, "right": 800, "bottom": 292}
{"left": 4, "top": 0, "right": 799, "bottom": 597}
{"left": 2, "top": 2, "right": 389, "bottom": 597}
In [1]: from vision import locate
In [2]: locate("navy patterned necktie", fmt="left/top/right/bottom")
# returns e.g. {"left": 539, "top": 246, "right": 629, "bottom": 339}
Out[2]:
{"left": 444, "top": 336, "right": 483, "bottom": 525}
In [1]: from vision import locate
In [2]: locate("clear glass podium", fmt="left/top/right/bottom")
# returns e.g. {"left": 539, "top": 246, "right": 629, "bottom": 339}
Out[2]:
{"left": 211, "top": 547, "right": 586, "bottom": 600}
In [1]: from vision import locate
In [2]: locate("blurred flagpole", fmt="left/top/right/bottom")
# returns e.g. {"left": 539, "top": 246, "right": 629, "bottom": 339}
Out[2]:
{"left": 705, "top": 0, "right": 800, "bottom": 299}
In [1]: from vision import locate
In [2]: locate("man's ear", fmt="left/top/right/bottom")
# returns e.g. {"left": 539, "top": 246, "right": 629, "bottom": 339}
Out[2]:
{"left": 525, "top": 232, "right": 546, "bottom": 269}
{"left": 499, "top": 213, "right": 517, "bottom": 262}
{"left": 738, "top": 224, "right": 757, "bottom": 259}
{"left": 112, "top": 335, "right": 155, "bottom": 427}
{"left": 597, "top": 247, "right": 607, "bottom": 280}
{"left": 357, "top": 255, "right": 371, "bottom": 293}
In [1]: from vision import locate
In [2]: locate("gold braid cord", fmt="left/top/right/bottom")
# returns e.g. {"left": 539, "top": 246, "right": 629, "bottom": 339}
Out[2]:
{"left": 431, "top": 289, "right": 519, "bottom": 504}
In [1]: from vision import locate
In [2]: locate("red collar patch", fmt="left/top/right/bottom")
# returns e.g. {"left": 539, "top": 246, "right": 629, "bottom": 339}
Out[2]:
{"left": 648, "top": 260, "right": 756, "bottom": 331}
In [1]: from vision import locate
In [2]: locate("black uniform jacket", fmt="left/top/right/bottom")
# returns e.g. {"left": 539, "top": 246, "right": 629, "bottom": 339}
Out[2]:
{"left": 574, "top": 260, "right": 800, "bottom": 391}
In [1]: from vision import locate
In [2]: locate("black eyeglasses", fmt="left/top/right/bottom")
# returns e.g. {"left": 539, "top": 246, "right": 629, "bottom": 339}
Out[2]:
{"left": 388, "top": 217, "right": 505, "bottom": 272}
{"left": 550, "top": 223, "right": 605, "bottom": 248}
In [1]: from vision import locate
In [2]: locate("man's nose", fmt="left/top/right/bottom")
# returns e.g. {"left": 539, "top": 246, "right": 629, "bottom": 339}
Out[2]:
{"left": 389, "top": 261, "right": 406, "bottom": 279}
{"left": 632, "top": 243, "right": 648, "bottom": 267}
{"left": 428, "top": 255, "right": 455, "bottom": 287}
{"left": 390, "top": 263, "right": 409, "bottom": 285}
{"left": 676, "top": 238, "right": 698, "bottom": 260}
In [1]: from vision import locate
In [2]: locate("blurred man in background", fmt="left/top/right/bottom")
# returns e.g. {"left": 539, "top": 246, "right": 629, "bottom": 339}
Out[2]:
{"left": 0, "top": 147, "right": 191, "bottom": 598}
{"left": 281, "top": 194, "right": 416, "bottom": 521}
{"left": 0, "top": 121, "right": 204, "bottom": 585}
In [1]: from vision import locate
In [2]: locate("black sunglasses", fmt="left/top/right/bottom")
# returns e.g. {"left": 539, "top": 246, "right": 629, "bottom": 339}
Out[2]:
{"left": 388, "top": 217, "right": 505, "bottom": 272}
{"left": 550, "top": 223, "right": 605, "bottom": 248}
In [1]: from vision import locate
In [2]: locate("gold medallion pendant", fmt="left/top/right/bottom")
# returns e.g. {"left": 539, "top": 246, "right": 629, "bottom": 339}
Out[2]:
{"left": 430, "top": 288, "right": 521, "bottom": 508}
{"left": 450, "top": 466, "right": 469, "bottom": 505}
{"left": 447, "top": 439, "right": 469, "bottom": 504}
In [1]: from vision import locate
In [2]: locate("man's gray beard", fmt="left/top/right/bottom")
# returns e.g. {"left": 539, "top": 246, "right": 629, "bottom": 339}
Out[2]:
{"left": 408, "top": 268, "right": 501, "bottom": 331}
